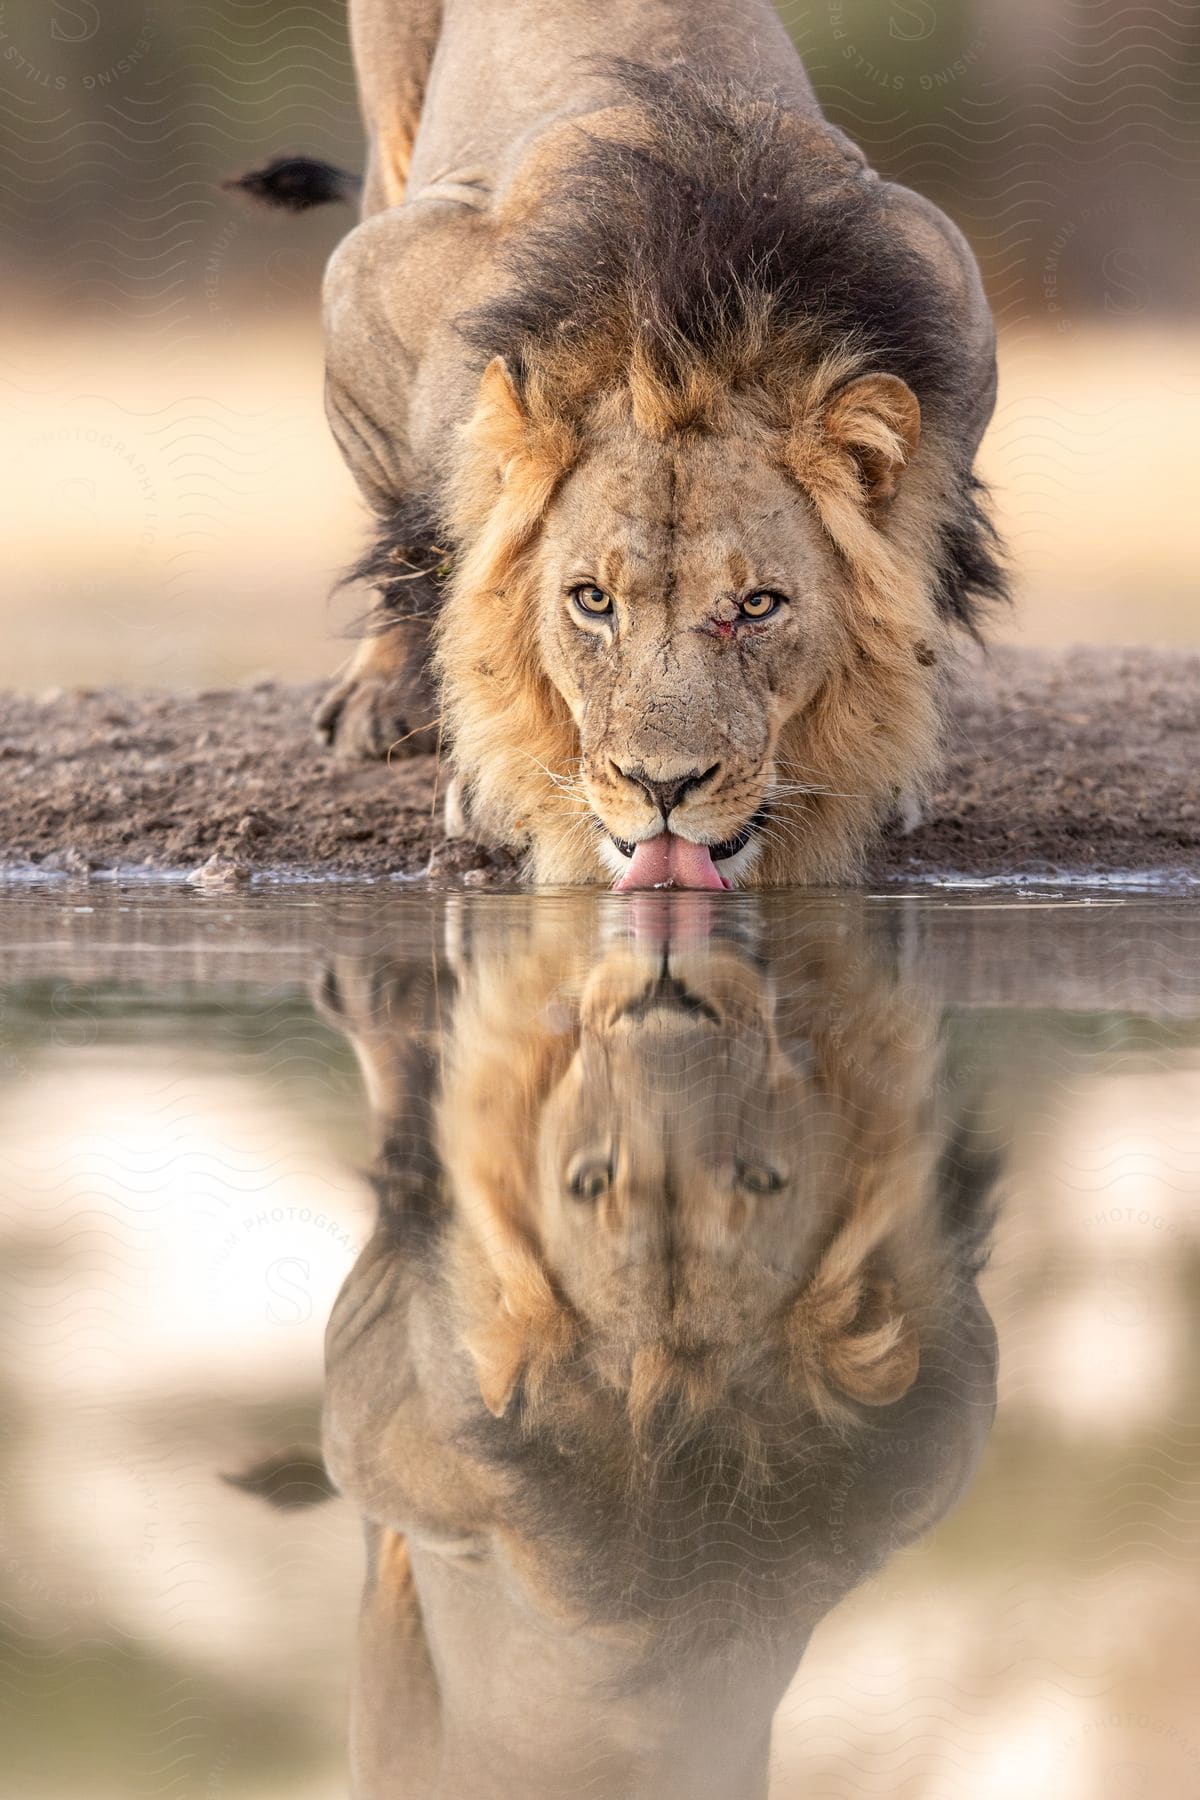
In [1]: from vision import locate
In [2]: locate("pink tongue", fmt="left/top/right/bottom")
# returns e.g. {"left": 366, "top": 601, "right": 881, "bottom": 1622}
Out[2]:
{"left": 615, "top": 833, "right": 728, "bottom": 892}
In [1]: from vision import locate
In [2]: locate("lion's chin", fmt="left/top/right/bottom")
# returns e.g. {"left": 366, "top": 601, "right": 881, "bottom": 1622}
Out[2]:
{"left": 604, "top": 830, "right": 738, "bottom": 892}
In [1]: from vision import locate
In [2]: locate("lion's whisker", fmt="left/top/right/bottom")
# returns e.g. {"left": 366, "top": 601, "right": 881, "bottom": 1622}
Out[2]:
{"left": 766, "top": 781, "right": 864, "bottom": 802}
{"left": 385, "top": 715, "right": 444, "bottom": 766}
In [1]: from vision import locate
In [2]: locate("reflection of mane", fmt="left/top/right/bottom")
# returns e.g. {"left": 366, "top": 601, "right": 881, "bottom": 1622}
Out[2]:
{"left": 439, "top": 919, "right": 991, "bottom": 1402}
{"left": 428, "top": 916, "right": 997, "bottom": 1652}
{"left": 318, "top": 907, "right": 1001, "bottom": 1797}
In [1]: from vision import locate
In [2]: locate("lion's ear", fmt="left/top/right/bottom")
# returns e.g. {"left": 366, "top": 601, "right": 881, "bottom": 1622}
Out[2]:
{"left": 466, "top": 1301, "right": 531, "bottom": 1418}
{"left": 463, "top": 1255, "right": 576, "bottom": 1419}
{"left": 460, "top": 356, "right": 578, "bottom": 558}
{"left": 790, "top": 1268, "right": 920, "bottom": 1410}
{"left": 821, "top": 373, "right": 921, "bottom": 508}
{"left": 471, "top": 355, "right": 530, "bottom": 479}
{"left": 824, "top": 1274, "right": 920, "bottom": 1406}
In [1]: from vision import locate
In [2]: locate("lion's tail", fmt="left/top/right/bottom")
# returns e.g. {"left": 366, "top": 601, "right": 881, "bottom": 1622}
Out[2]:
{"left": 223, "top": 155, "right": 362, "bottom": 212}
{"left": 220, "top": 1447, "right": 338, "bottom": 1507}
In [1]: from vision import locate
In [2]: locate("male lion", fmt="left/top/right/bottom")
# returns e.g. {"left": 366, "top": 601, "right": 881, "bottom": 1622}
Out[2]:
{"left": 294, "top": 904, "right": 1001, "bottom": 1797}
{"left": 240, "top": 1, "right": 1005, "bottom": 886}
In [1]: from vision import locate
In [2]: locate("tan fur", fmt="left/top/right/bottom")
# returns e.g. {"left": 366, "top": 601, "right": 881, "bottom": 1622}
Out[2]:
{"left": 437, "top": 349, "right": 951, "bottom": 884}
{"left": 314, "top": 618, "right": 440, "bottom": 761}
{"left": 433, "top": 913, "right": 948, "bottom": 1423}
{"left": 349, "top": 0, "right": 441, "bottom": 213}
{"left": 323, "top": 0, "right": 998, "bottom": 878}
{"left": 320, "top": 911, "right": 998, "bottom": 1797}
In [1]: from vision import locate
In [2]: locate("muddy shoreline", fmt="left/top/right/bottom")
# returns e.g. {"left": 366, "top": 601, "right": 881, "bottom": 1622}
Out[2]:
{"left": 2, "top": 646, "right": 1196, "bottom": 887}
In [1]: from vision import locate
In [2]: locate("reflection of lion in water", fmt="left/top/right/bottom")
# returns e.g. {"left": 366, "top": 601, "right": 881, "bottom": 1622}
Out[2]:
{"left": 238, "top": 0, "right": 1005, "bottom": 886}
{"left": 313, "top": 905, "right": 1000, "bottom": 1799}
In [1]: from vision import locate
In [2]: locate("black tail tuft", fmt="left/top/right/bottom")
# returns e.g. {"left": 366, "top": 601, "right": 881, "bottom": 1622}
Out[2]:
{"left": 223, "top": 155, "right": 362, "bottom": 213}
{"left": 220, "top": 1448, "right": 338, "bottom": 1509}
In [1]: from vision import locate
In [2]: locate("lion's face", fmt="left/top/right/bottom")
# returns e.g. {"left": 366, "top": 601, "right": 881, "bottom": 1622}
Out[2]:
{"left": 439, "top": 358, "right": 949, "bottom": 890}
{"left": 534, "top": 942, "right": 836, "bottom": 1356}
{"left": 534, "top": 427, "right": 846, "bottom": 888}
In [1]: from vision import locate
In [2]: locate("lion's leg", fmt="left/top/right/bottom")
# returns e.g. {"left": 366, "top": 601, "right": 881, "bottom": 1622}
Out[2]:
{"left": 353, "top": 1528, "right": 441, "bottom": 1791}
{"left": 318, "top": 195, "right": 471, "bottom": 760}
{"left": 314, "top": 610, "right": 440, "bottom": 762}
{"left": 349, "top": 0, "right": 443, "bottom": 215}
{"left": 312, "top": 951, "right": 442, "bottom": 1123}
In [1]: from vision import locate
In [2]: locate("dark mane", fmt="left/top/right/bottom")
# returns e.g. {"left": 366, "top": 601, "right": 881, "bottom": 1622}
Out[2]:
{"left": 460, "top": 59, "right": 1007, "bottom": 634}
{"left": 339, "top": 491, "right": 446, "bottom": 624}
{"left": 465, "top": 61, "right": 954, "bottom": 403}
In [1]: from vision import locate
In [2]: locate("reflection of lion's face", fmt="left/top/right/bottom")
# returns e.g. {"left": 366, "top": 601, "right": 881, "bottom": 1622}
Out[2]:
{"left": 434, "top": 916, "right": 975, "bottom": 1426}
{"left": 535, "top": 944, "right": 836, "bottom": 1356}
{"left": 535, "top": 429, "right": 845, "bottom": 886}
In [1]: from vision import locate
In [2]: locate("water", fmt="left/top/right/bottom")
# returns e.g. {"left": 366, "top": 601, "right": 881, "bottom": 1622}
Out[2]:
{"left": 2, "top": 885, "right": 1198, "bottom": 1800}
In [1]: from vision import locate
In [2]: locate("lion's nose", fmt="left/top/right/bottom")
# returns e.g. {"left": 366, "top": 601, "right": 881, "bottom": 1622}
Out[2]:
{"left": 613, "top": 762, "right": 720, "bottom": 819}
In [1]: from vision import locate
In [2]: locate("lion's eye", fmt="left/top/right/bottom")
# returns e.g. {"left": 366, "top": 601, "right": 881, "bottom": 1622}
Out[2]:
{"left": 568, "top": 1160, "right": 613, "bottom": 1201}
{"left": 736, "top": 1162, "right": 784, "bottom": 1195}
{"left": 571, "top": 584, "right": 613, "bottom": 616}
{"left": 740, "top": 591, "right": 783, "bottom": 620}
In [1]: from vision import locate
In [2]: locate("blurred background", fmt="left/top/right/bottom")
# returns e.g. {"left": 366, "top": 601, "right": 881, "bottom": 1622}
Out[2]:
{"left": 0, "top": 0, "right": 1197, "bottom": 689}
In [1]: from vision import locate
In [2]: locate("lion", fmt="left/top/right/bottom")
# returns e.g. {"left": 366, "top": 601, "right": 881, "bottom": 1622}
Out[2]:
{"left": 232, "top": 0, "right": 1006, "bottom": 887}
{"left": 253, "top": 901, "right": 1001, "bottom": 1797}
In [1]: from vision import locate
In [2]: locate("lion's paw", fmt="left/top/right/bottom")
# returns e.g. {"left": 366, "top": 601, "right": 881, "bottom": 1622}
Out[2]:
{"left": 312, "top": 952, "right": 436, "bottom": 1051}
{"left": 313, "top": 671, "right": 438, "bottom": 762}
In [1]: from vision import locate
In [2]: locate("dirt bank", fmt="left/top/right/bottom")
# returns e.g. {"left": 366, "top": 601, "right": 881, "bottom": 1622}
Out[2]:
{"left": 1, "top": 646, "right": 1196, "bottom": 886}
